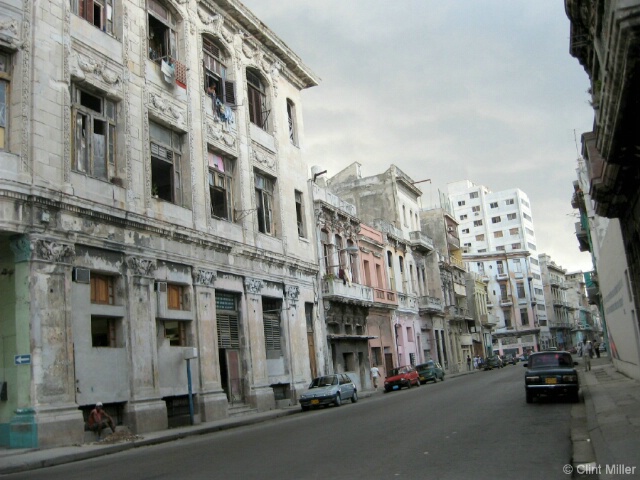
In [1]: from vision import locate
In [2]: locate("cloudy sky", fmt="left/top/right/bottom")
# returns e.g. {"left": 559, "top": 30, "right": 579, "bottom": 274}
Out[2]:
{"left": 240, "top": 0, "right": 595, "bottom": 272}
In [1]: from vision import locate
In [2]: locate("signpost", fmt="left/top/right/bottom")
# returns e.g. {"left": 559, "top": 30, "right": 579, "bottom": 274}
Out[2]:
{"left": 14, "top": 354, "right": 31, "bottom": 365}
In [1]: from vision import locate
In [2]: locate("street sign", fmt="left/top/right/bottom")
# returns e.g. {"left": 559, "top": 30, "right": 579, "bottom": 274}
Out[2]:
{"left": 14, "top": 354, "right": 31, "bottom": 365}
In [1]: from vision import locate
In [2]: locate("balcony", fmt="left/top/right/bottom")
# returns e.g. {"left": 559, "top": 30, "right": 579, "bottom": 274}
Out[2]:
{"left": 313, "top": 184, "right": 357, "bottom": 216}
{"left": 481, "top": 275, "right": 490, "bottom": 283}
{"left": 575, "top": 221, "right": 590, "bottom": 252}
{"left": 499, "top": 298, "right": 512, "bottom": 307}
{"left": 440, "top": 255, "right": 466, "bottom": 271}
{"left": 397, "top": 292, "right": 418, "bottom": 312}
{"left": 496, "top": 272, "right": 508, "bottom": 281}
{"left": 446, "top": 231, "right": 460, "bottom": 249}
{"left": 409, "top": 231, "right": 435, "bottom": 253}
{"left": 586, "top": 285, "right": 600, "bottom": 305}
{"left": 418, "top": 295, "right": 444, "bottom": 314}
{"left": 322, "top": 280, "right": 373, "bottom": 306}
{"left": 552, "top": 298, "right": 563, "bottom": 307}
{"left": 448, "top": 306, "right": 469, "bottom": 319}
{"left": 480, "top": 313, "right": 498, "bottom": 328}
{"left": 549, "top": 322, "right": 573, "bottom": 329}
{"left": 373, "top": 287, "right": 397, "bottom": 306}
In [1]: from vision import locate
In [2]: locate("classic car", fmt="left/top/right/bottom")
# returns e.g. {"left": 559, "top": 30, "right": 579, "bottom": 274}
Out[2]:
{"left": 524, "top": 351, "right": 580, "bottom": 403}
{"left": 416, "top": 360, "right": 445, "bottom": 384}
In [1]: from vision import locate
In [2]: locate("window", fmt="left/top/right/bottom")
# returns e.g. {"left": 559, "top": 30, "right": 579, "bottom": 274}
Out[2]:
{"left": 527, "top": 242, "right": 537, "bottom": 251}
{"left": 167, "top": 284, "right": 188, "bottom": 310}
{"left": 490, "top": 202, "right": 498, "bottom": 208}
{"left": 521, "top": 199, "right": 530, "bottom": 207}
{"left": 470, "top": 192, "right": 479, "bottom": 199}
{"left": 472, "top": 205, "right": 480, "bottom": 212}
{"left": 72, "top": 87, "right": 117, "bottom": 180}
{"left": 477, "top": 262, "right": 485, "bottom": 274}
{"left": 491, "top": 216, "right": 501, "bottom": 223}
{"left": 208, "top": 151, "right": 234, "bottom": 220}
{"left": 478, "top": 248, "right": 486, "bottom": 253}
{"left": 513, "top": 259, "right": 522, "bottom": 272}
{"left": 71, "top": 0, "right": 114, "bottom": 34}
{"left": 517, "top": 283, "right": 525, "bottom": 298}
{"left": 505, "top": 198, "right": 514, "bottom": 205}
{"left": 496, "top": 245, "right": 505, "bottom": 251}
{"left": 150, "top": 121, "right": 183, "bottom": 204}
{"left": 520, "top": 308, "right": 529, "bottom": 326}
{"left": 91, "top": 317, "right": 119, "bottom": 347}
{"left": 287, "top": 99, "right": 298, "bottom": 145}
{"left": 475, "top": 234, "right": 485, "bottom": 241}
{"left": 255, "top": 171, "right": 275, "bottom": 235}
{"left": 247, "top": 69, "right": 269, "bottom": 130}
{"left": 460, "top": 214, "right": 468, "bottom": 220}
{"left": 458, "top": 200, "right": 465, "bottom": 206}
{"left": 523, "top": 213, "right": 532, "bottom": 221}
{"left": 507, "top": 213, "right": 517, "bottom": 220}
{"left": 91, "top": 274, "right": 115, "bottom": 305}
{"left": 494, "top": 231, "right": 503, "bottom": 238}
{"left": 530, "top": 257, "right": 539, "bottom": 266}
{"left": 504, "top": 310, "right": 511, "bottom": 328}
{"left": 148, "top": 0, "right": 177, "bottom": 63}
{"left": 407, "top": 326, "right": 414, "bottom": 341}
{"left": 473, "top": 220, "right": 483, "bottom": 226}
{"left": 263, "top": 298, "right": 281, "bottom": 358}
{"left": 203, "top": 38, "right": 235, "bottom": 111}
{"left": 464, "top": 242, "right": 471, "bottom": 247}
{"left": 0, "top": 52, "right": 10, "bottom": 150}
{"left": 295, "top": 190, "right": 306, "bottom": 238}
{"left": 535, "top": 288, "right": 543, "bottom": 296}
{"left": 497, "top": 261, "right": 504, "bottom": 274}
{"left": 526, "top": 227, "right": 534, "bottom": 236}
{"left": 163, "top": 320, "right": 188, "bottom": 346}
{"left": 512, "top": 243, "right": 521, "bottom": 249}
{"left": 462, "top": 228, "right": 469, "bottom": 234}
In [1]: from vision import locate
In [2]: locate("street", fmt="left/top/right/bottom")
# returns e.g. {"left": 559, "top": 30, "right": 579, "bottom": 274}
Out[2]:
{"left": 3, "top": 365, "right": 575, "bottom": 480}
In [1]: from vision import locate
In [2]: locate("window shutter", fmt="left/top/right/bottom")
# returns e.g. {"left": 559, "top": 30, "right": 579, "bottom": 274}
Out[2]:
{"left": 86, "top": 0, "right": 94, "bottom": 24}
{"left": 224, "top": 80, "right": 236, "bottom": 106}
{"left": 217, "top": 313, "right": 239, "bottom": 348}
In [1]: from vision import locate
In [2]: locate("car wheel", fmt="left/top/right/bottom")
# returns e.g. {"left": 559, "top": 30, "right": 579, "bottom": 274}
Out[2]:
{"left": 334, "top": 394, "right": 342, "bottom": 407}
{"left": 415, "top": 378, "right": 420, "bottom": 387}
{"left": 526, "top": 390, "right": 534, "bottom": 404}
{"left": 351, "top": 390, "right": 358, "bottom": 403}
{"left": 406, "top": 380, "right": 412, "bottom": 389}
{"left": 301, "top": 405, "right": 310, "bottom": 412}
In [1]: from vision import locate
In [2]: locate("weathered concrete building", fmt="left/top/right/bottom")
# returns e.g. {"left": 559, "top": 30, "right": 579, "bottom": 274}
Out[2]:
{"left": 326, "top": 163, "right": 439, "bottom": 369}
{"left": 0, "top": 0, "right": 320, "bottom": 447}
{"left": 566, "top": 0, "right": 640, "bottom": 380}
{"left": 538, "top": 254, "right": 574, "bottom": 350}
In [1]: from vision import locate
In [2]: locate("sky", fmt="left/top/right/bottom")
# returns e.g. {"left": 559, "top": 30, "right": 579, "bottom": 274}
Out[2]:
{"left": 240, "top": 0, "right": 595, "bottom": 273}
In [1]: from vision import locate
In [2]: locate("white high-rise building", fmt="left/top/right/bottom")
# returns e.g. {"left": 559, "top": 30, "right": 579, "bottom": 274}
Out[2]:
{"left": 447, "top": 181, "right": 550, "bottom": 353}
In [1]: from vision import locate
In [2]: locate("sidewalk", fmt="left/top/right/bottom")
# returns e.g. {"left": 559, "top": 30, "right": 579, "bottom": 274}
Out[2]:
{"left": 571, "top": 354, "right": 640, "bottom": 478}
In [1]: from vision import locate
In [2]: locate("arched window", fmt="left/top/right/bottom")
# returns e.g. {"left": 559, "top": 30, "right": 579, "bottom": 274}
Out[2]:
{"left": 247, "top": 69, "right": 269, "bottom": 130}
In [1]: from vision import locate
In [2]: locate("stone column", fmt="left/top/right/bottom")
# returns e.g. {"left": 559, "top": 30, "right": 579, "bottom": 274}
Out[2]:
{"left": 243, "top": 277, "right": 274, "bottom": 411}
{"left": 10, "top": 235, "right": 83, "bottom": 448}
{"left": 191, "top": 268, "right": 227, "bottom": 421}
{"left": 123, "top": 255, "right": 167, "bottom": 434}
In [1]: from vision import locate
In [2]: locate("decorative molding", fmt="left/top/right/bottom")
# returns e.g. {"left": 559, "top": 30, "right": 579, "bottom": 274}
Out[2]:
{"left": 285, "top": 285, "right": 300, "bottom": 302}
{"left": 206, "top": 119, "right": 236, "bottom": 149}
{"left": 33, "top": 240, "right": 75, "bottom": 263}
{"left": 126, "top": 256, "right": 157, "bottom": 277}
{"left": 19, "top": 1, "right": 32, "bottom": 174}
{"left": 69, "top": 50, "right": 121, "bottom": 87}
{"left": 148, "top": 92, "right": 186, "bottom": 127}
{"left": 193, "top": 268, "right": 217, "bottom": 286}
{"left": 251, "top": 147, "right": 275, "bottom": 171}
{"left": 244, "top": 277, "right": 264, "bottom": 295}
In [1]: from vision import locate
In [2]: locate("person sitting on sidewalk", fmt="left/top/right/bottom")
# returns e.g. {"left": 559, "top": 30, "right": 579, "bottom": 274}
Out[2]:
{"left": 87, "top": 402, "right": 116, "bottom": 438}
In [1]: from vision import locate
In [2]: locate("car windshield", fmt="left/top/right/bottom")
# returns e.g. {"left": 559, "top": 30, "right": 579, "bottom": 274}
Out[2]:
{"left": 530, "top": 353, "right": 573, "bottom": 368}
{"left": 389, "top": 367, "right": 407, "bottom": 376}
{"left": 310, "top": 376, "right": 337, "bottom": 388}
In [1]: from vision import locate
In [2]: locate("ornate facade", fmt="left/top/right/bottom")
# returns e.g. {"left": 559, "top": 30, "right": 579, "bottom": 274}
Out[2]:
{"left": 0, "top": 0, "right": 319, "bottom": 447}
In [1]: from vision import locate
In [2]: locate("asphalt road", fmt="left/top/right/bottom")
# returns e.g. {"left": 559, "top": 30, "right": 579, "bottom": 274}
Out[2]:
{"left": 4, "top": 365, "right": 575, "bottom": 480}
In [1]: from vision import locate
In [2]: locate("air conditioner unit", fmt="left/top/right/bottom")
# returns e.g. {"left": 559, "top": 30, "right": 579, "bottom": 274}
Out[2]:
{"left": 73, "top": 267, "right": 90, "bottom": 284}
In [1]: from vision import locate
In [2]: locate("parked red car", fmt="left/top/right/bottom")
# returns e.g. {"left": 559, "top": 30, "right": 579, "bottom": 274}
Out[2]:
{"left": 383, "top": 365, "right": 420, "bottom": 393}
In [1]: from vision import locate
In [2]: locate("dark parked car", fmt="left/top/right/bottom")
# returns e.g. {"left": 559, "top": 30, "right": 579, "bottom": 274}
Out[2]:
{"left": 502, "top": 354, "right": 517, "bottom": 365}
{"left": 384, "top": 365, "right": 420, "bottom": 392}
{"left": 524, "top": 351, "right": 580, "bottom": 403}
{"left": 483, "top": 355, "right": 503, "bottom": 370}
{"left": 416, "top": 360, "right": 445, "bottom": 384}
{"left": 299, "top": 374, "right": 358, "bottom": 411}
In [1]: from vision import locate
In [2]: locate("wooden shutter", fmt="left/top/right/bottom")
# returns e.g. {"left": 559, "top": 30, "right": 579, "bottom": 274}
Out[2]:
{"left": 217, "top": 313, "right": 239, "bottom": 348}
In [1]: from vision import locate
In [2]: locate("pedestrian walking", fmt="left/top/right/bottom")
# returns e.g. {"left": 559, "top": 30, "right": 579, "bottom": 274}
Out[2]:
{"left": 594, "top": 342, "right": 601, "bottom": 358}
{"left": 466, "top": 355, "right": 472, "bottom": 371}
{"left": 584, "top": 340, "right": 593, "bottom": 371}
{"left": 370, "top": 365, "right": 381, "bottom": 390}
{"left": 473, "top": 355, "right": 479, "bottom": 370}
